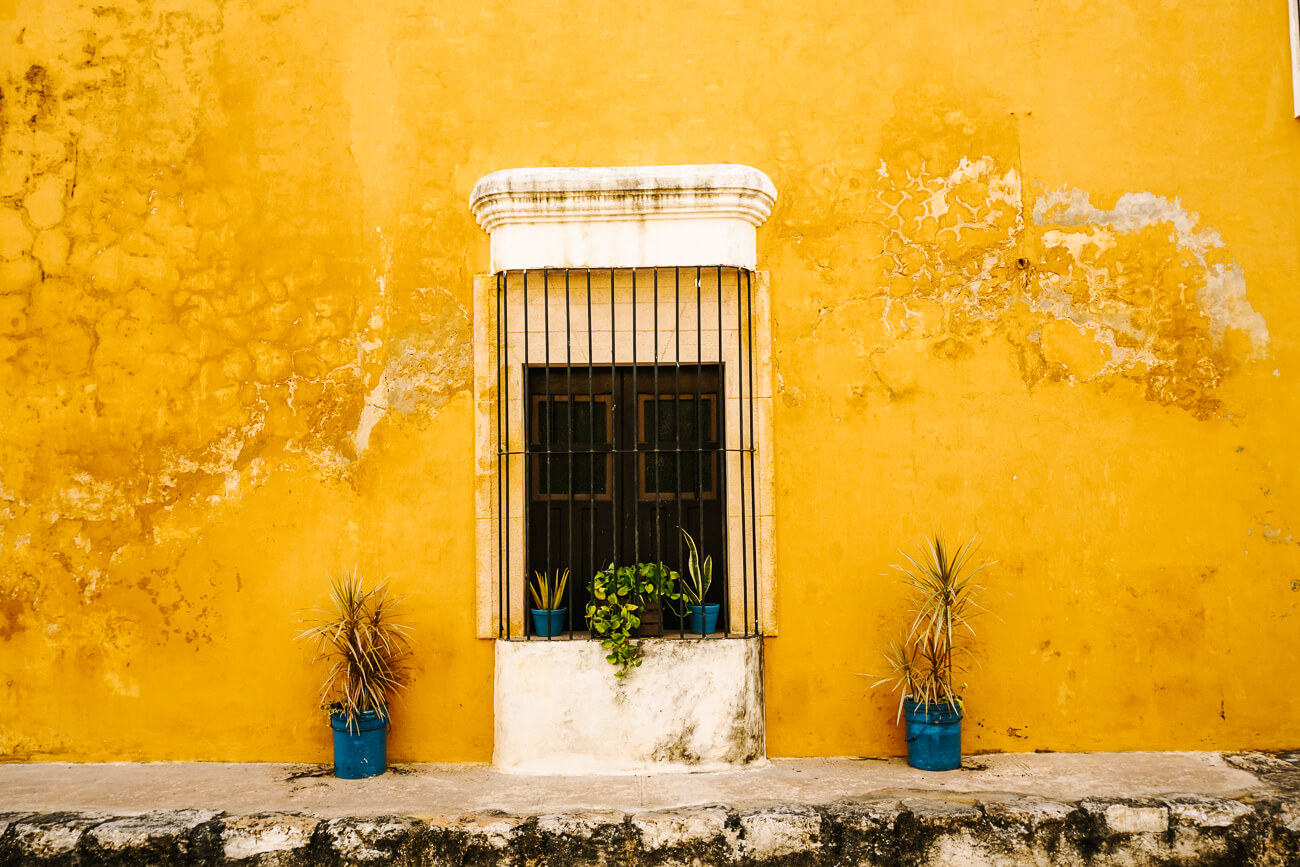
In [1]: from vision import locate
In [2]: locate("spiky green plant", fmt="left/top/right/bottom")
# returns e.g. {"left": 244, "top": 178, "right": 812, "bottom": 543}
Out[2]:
{"left": 297, "top": 568, "right": 413, "bottom": 733}
{"left": 679, "top": 529, "right": 712, "bottom": 606}
{"left": 528, "top": 568, "right": 569, "bottom": 612}
{"left": 870, "top": 535, "right": 990, "bottom": 721}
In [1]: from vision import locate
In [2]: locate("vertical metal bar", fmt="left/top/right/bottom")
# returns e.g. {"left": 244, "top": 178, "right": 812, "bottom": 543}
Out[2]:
{"left": 564, "top": 270, "right": 575, "bottom": 640}
{"left": 745, "top": 269, "right": 760, "bottom": 635}
{"left": 496, "top": 272, "right": 505, "bottom": 638}
{"left": 543, "top": 271, "right": 552, "bottom": 640}
{"left": 519, "top": 269, "right": 528, "bottom": 640}
{"left": 652, "top": 267, "right": 662, "bottom": 630}
{"left": 674, "top": 267, "right": 685, "bottom": 638}
{"left": 610, "top": 269, "right": 618, "bottom": 571}
{"left": 585, "top": 268, "right": 595, "bottom": 640}
{"left": 631, "top": 267, "right": 639, "bottom": 569}
{"left": 716, "top": 267, "right": 729, "bottom": 638}
{"left": 694, "top": 266, "right": 705, "bottom": 632}
{"left": 735, "top": 267, "right": 749, "bottom": 638}
{"left": 551, "top": 274, "right": 566, "bottom": 642}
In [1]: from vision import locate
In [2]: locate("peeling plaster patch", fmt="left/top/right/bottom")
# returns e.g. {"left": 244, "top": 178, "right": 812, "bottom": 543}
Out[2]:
{"left": 81, "top": 570, "right": 103, "bottom": 601}
{"left": 371, "top": 227, "right": 392, "bottom": 330}
{"left": 1039, "top": 227, "right": 1115, "bottom": 260}
{"left": 1260, "top": 525, "right": 1294, "bottom": 545}
{"left": 353, "top": 376, "right": 390, "bottom": 457}
{"left": 1199, "top": 264, "right": 1268, "bottom": 355}
{"left": 382, "top": 329, "right": 472, "bottom": 413}
{"left": 1034, "top": 190, "right": 1212, "bottom": 243}
{"left": 788, "top": 151, "right": 1269, "bottom": 418}
{"left": 1035, "top": 189, "right": 1269, "bottom": 358}
{"left": 352, "top": 288, "right": 471, "bottom": 458}
{"left": 54, "top": 476, "right": 139, "bottom": 522}
{"left": 352, "top": 227, "right": 395, "bottom": 459}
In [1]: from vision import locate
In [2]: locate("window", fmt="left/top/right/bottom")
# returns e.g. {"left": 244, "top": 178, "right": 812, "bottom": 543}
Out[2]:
{"left": 468, "top": 165, "right": 778, "bottom": 642}
{"left": 481, "top": 267, "right": 766, "bottom": 639}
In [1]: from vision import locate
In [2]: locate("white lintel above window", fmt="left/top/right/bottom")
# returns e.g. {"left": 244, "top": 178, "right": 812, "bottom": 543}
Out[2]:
{"left": 468, "top": 164, "right": 778, "bottom": 271}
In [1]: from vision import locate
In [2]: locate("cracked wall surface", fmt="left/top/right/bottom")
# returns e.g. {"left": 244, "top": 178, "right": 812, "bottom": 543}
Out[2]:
{"left": 1, "top": 0, "right": 484, "bottom": 761}
{"left": 789, "top": 154, "right": 1268, "bottom": 419}
{"left": 764, "top": 76, "right": 1297, "bottom": 756}
{"left": 1, "top": 0, "right": 1298, "bottom": 761}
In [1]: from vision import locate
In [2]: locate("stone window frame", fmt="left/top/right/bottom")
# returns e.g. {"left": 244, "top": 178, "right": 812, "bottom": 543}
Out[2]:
{"left": 468, "top": 165, "right": 779, "bottom": 640}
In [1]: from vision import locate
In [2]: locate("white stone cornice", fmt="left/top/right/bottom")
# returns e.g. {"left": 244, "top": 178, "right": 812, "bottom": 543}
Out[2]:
{"left": 468, "top": 164, "right": 777, "bottom": 271}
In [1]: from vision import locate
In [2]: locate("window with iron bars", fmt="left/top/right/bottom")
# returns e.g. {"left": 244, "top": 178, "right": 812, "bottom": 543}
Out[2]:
{"left": 489, "top": 267, "right": 765, "bottom": 640}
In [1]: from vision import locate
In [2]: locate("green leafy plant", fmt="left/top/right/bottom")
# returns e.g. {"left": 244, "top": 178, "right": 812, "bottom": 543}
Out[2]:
{"left": 529, "top": 568, "right": 569, "bottom": 612}
{"left": 297, "top": 567, "right": 413, "bottom": 733}
{"left": 870, "top": 534, "right": 990, "bottom": 721}
{"left": 585, "top": 562, "right": 681, "bottom": 677}
{"left": 679, "top": 528, "right": 712, "bottom": 606}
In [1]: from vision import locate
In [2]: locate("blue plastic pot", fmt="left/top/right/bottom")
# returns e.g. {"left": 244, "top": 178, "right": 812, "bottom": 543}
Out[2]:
{"left": 685, "top": 603, "right": 720, "bottom": 636}
{"left": 330, "top": 709, "right": 388, "bottom": 779}
{"left": 531, "top": 607, "right": 567, "bottom": 637}
{"left": 903, "top": 698, "right": 963, "bottom": 771}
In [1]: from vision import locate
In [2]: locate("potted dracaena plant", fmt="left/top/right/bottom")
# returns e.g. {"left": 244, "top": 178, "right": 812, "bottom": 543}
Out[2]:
{"left": 297, "top": 567, "right": 412, "bottom": 779}
{"left": 870, "top": 534, "right": 990, "bottom": 771}
{"left": 529, "top": 568, "right": 569, "bottom": 637}
{"left": 680, "top": 529, "right": 719, "bottom": 636}
{"left": 585, "top": 561, "right": 681, "bottom": 677}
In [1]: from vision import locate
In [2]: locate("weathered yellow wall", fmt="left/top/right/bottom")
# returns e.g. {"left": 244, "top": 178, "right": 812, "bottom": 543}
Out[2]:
{"left": 1, "top": 0, "right": 1297, "bottom": 761}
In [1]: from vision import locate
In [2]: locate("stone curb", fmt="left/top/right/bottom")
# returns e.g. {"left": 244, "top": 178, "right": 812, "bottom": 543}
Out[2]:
{"left": 1, "top": 794, "right": 1298, "bottom": 866}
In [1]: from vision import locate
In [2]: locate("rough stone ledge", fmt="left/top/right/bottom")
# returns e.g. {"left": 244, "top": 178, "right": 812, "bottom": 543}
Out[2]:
{"left": 1, "top": 794, "right": 1298, "bottom": 866}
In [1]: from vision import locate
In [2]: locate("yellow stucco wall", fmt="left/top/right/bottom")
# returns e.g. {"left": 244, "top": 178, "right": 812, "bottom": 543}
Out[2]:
{"left": 1, "top": 0, "right": 1297, "bottom": 761}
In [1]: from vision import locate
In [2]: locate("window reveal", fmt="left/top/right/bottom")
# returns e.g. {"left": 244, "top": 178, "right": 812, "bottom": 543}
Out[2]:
{"left": 494, "top": 267, "right": 762, "bottom": 640}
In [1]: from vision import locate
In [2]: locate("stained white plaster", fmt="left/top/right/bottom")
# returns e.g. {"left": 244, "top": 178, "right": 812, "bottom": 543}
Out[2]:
{"left": 494, "top": 637, "right": 766, "bottom": 775}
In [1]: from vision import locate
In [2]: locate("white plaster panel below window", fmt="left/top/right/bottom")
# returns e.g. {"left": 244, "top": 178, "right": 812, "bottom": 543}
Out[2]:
{"left": 494, "top": 637, "right": 766, "bottom": 774}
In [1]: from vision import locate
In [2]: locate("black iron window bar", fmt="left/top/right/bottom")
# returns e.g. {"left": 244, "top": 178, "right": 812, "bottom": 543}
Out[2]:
{"left": 495, "top": 267, "right": 762, "bottom": 640}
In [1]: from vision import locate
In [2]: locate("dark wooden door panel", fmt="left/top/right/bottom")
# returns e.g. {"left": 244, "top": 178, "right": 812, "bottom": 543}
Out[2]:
{"left": 526, "top": 365, "right": 727, "bottom": 635}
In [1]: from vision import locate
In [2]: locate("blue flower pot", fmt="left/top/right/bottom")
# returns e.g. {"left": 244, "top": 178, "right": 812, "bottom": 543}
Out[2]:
{"left": 685, "top": 603, "right": 720, "bottom": 636}
{"left": 330, "top": 709, "right": 388, "bottom": 779}
{"left": 531, "top": 607, "right": 567, "bottom": 637}
{"left": 903, "top": 698, "right": 962, "bottom": 771}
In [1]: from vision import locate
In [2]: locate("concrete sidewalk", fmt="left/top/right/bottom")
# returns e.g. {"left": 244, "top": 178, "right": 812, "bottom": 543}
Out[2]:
{"left": 1, "top": 751, "right": 1298, "bottom": 865}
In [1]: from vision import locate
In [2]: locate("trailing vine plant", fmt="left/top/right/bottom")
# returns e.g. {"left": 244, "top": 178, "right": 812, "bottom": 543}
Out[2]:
{"left": 585, "top": 562, "right": 681, "bottom": 677}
